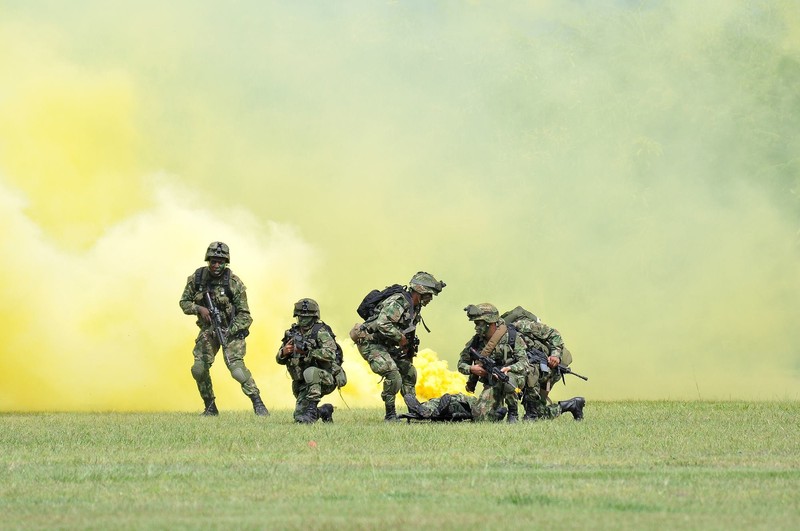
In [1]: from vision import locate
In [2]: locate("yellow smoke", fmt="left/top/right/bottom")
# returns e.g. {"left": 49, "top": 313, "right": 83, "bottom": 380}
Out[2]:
{"left": 1, "top": 2, "right": 799, "bottom": 410}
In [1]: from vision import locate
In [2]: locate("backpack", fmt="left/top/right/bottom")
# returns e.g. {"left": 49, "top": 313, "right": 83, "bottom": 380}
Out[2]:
{"left": 501, "top": 305, "right": 539, "bottom": 326}
{"left": 356, "top": 284, "right": 408, "bottom": 320}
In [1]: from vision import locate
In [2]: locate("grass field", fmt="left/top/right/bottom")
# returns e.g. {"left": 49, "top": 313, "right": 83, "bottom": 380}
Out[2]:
{"left": 1, "top": 401, "right": 798, "bottom": 530}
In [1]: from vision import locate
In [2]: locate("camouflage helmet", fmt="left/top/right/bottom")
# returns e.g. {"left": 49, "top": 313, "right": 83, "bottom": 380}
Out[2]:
{"left": 293, "top": 298, "right": 320, "bottom": 318}
{"left": 464, "top": 303, "right": 501, "bottom": 324}
{"left": 205, "top": 241, "right": 230, "bottom": 263}
{"left": 409, "top": 271, "right": 446, "bottom": 296}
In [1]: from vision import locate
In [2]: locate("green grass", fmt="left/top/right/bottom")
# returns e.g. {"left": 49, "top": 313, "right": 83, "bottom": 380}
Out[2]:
{"left": 1, "top": 402, "right": 798, "bottom": 530}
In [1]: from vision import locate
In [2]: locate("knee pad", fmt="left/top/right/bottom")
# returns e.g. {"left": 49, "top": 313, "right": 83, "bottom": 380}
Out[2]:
{"left": 229, "top": 363, "right": 250, "bottom": 384}
{"left": 191, "top": 362, "right": 208, "bottom": 381}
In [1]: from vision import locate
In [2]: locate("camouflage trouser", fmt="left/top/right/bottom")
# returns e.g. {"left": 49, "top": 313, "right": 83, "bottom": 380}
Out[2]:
{"left": 415, "top": 393, "right": 477, "bottom": 420}
{"left": 416, "top": 391, "right": 514, "bottom": 422}
{"left": 394, "top": 356, "right": 417, "bottom": 398}
{"left": 520, "top": 372, "right": 561, "bottom": 419}
{"left": 290, "top": 367, "right": 336, "bottom": 421}
{"left": 191, "top": 330, "right": 260, "bottom": 401}
{"left": 357, "top": 342, "right": 402, "bottom": 408}
{"left": 472, "top": 371, "right": 526, "bottom": 421}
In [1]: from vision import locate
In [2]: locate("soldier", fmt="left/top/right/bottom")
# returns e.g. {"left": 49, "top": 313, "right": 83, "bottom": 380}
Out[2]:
{"left": 179, "top": 241, "right": 269, "bottom": 416}
{"left": 501, "top": 306, "right": 585, "bottom": 421}
{"left": 353, "top": 272, "right": 445, "bottom": 421}
{"left": 456, "top": 304, "right": 530, "bottom": 421}
{"left": 401, "top": 392, "right": 505, "bottom": 422}
{"left": 276, "top": 298, "right": 343, "bottom": 424}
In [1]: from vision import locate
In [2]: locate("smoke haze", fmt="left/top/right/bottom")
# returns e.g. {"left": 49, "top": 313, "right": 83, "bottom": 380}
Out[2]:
{"left": 1, "top": 1, "right": 798, "bottom": 410}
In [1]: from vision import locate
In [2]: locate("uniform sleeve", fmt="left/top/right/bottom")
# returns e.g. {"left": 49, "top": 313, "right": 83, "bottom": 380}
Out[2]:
{"left": 457, "top": 339, "right": 475, "bottom": 375}
{"left": 228, "top": 276, "right": 253, "bottom": 335}
{"left": 545, "top": 326, "right": 565, "bottom": 358}
{"left": 179, "top": 275, "right": 200, "bottom": 315}
{"left": 276, "top": 330, "right": 289, "bottom": 365}
{"left": 309, "top": 327, "right": 338, "bottom": 365}
{"left": 504, "top": 335, "right": 530, "bottom": 374}
{"left": 371, "top": 295, "right": 407, "bottom": 344}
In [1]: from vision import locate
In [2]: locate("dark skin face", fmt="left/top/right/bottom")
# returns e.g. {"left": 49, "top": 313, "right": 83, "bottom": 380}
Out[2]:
{"left": 208, "top": 258, "right": 226, "bottom": 276}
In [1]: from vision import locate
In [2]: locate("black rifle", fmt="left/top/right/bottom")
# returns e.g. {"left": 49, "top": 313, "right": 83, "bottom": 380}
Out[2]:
{"left": 286, "top": 325, "right": 313, "bottom": 363}
{"left": 204, "top": 291, "right": 231, "bottom": 365}
{"left": 387, "top": 325, "right": 419, "bottom": 359}
{"left": 468, "top": 347, "right": 510, "bottom": 386}
{"left": 527, "top": 346, "right": 588, "bottom": 384}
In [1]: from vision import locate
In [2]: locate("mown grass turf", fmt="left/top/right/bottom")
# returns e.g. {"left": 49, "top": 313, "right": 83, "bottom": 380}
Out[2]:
{"left": 1, "top": 402, "right": 798, "bottom": 530}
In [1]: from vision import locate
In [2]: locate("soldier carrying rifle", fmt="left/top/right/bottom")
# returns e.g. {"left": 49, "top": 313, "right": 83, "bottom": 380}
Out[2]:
{"left": 179, "top": 241, "right": 269, "bottom": 417}
{"left": 351, "top": 272, "right": 445, "bottom": 421}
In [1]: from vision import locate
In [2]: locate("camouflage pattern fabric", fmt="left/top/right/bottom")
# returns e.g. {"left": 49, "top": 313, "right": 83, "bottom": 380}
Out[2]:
{"left": 457, "top": 321, "right": 532, "bottom": 418}
{"left": 513, "top": 316, "right": 573, "bottom": 418}
{"left": 409, "top": 392, "right": 507, "bottom": 422}
{"left": 359, "top": 291, "right": 421, "bottom": 407}
{"left": 276, "top": 319, "right": 339, "bottom": 421}
{"left": 357, "top": 341, "right": 402, "bottom": 409}
{"left": 179, "top": 266, "right": 260, "bottom": 401}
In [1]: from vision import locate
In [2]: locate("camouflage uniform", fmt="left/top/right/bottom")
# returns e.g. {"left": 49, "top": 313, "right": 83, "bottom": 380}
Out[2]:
{"left": 276, "top": 299, "right": 340, "bottom": 423}
{"left": 457, "top": 304, "right": 531, "bottom": 421}
{"left": 502, "top": 306, "right": 584, "bottom": 421}
{"left": 358, "top": 290, "right": 419, "bottom": 415}
{"left": 355, "top": 272, "right": 445, "bottom": 421}
{"left": 402, "top": 393, "right": 483, "bottom": 422}
{"left": 513, "top": 317, "right": 566, "bottom": 419}
{"left": 179, "top": 242, "right": 267, "bottom": 416}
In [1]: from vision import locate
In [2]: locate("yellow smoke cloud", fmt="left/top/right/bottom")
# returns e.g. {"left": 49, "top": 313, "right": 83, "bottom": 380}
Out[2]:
{"left": 1, "top": 2, "right": 799, "bottom": 410}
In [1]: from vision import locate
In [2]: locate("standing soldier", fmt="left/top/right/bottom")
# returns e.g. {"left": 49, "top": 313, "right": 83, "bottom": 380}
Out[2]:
{"left": 276, "top": 298, "right": 344, "bottom": 424}
{"left": 179, "top": 241, "right": 269, "bottom": 416}
{"left": 353, "top": 272, "right": 445, "bottom": 421}
{"left": 456, "top": 304, "right": 530, "bottom": 421}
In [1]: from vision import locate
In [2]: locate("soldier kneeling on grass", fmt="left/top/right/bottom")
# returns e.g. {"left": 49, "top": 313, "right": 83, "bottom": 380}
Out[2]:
{"left": 277, "top": 298, "right": 346, "bottom": 424}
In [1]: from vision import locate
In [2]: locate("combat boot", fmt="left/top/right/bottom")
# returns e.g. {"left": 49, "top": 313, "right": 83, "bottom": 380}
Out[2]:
{"left": 493, "top": 407, "right": 508, "bottom": 422}
{"left": 521, "top": 397, "right": 539, "bottom": 422}
{"left": 318, "top": 403, "right": 334, "bottom": 423}
{"left": 250, "top": 394, "right": 269, "bottom": 417}
{"left": 506, "top": 400, "right": 519, "bottom": 424}
{"left": 558, "top": 397, "right": 586, "bottom": 421}
{"left": 404, "top": 393, "right": 433, "bottom": 418}
{"left": 202, "top": 398, "right": 218, "bottom": 416}
{"left": 384, "top": 402, "right": 401, "bottom": 422}
{"left": 296, "top": 401, "right": 320, "bottom": 424}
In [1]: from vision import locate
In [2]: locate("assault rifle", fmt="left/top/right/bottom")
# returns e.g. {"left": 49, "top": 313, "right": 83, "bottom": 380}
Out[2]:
{"left": 527, "top": 347, "right": 588, "bottom": 384}
{"left": 204, "top": 291, "right": 231, "bottom": 365}
{"left": 468, "top": 348, "right": 510, "bottom": 386}
{"left": 286, "top": 325, "right": 313, "bottom": 361}
{"left": 388, "top": 325, "right": 419, "bottom": 359}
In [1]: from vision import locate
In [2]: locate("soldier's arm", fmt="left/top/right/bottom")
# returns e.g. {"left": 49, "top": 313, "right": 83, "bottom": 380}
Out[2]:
{"left": 179, "top": 276, "right": 201, "bottom": 315}
{"left": 276, "top": 338, "right": 290, "bottom": 365}
{"left": 309, "top": 328, "right": 338, "bottom": 364}
{"left": 228, "top": 277, "right": 253, "bottom": 336}
{"left": 372, "top": 297, "right": 406, "bottom": 344}
{"left": 546, "top": 327, "right": 565, "bottom": 358}
{"left": 505, "top": 336, "right": 530, "bottom": 374}
{"left": 457, "top": 340, "right": 474, "bottom": 375}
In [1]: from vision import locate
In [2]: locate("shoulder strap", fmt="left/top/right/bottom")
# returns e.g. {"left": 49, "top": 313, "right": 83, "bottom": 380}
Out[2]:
{"left": 506, "top": 323, "right": 517, "bottom": 348}
{"left": 480, "top": 324, "right": 508, "bottom": 356}
{"left": 222, "top": 268, "right": 232, "bottom": 299}
{"left": 196, "top": 267, "right": 232, "bottom": 298}
{"left": 193, "top": 267, "right": 206, "bottom": 292}
{"left": 309, "top": 322, "right": 324, "bottom": 340}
